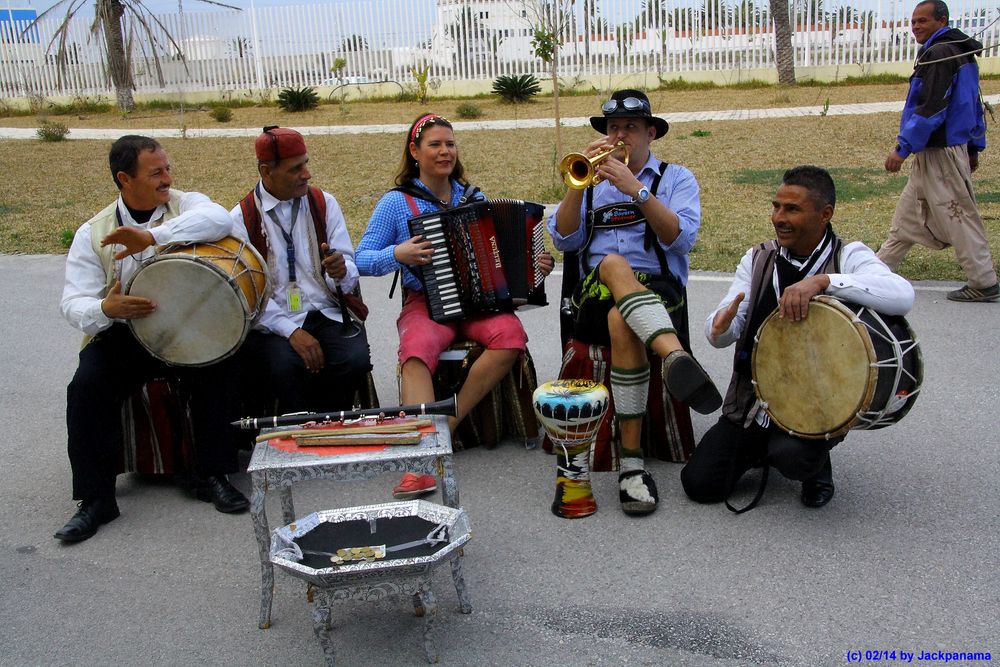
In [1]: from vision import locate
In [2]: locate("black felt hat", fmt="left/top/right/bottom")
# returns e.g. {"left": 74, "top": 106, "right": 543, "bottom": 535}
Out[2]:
{"left": 589, "top": 89, "right": 669, "bottom": 139}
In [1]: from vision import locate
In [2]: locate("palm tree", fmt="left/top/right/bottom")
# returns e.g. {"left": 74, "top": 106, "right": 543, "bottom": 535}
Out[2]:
{"left": 768, "top": 0, "right": 796, "bottom": 85}
{"left": 28, "top": 0, "right": 236, "bottom": 113}
{"left": 446, "top": 5, "right": 486, "bottom": 74}
{"left": 339, "top": 34, "right": 369, "bottom": 53}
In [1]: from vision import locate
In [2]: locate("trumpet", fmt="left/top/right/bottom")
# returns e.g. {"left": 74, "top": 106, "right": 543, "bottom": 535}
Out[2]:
{"left": 559, "top": 141, "right": 629, "bottom": 190}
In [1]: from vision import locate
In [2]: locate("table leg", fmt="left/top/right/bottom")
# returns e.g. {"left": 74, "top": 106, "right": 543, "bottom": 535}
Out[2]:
{"left": 279, "top": 485, "right": 295, "bottom": 525}
{"left": 312, "top": 591, "right": 337, "bottom": 666}
{"left": 438, "top": 455, "right": 459, "bottom": 508}
{"left": 412, "top": 592, "right": 425, "bottom": 617}
{"left": 417, "top": 583, "right": 438, "bottom": 664}
{"left": 250, "top": 471, "right": 274, "bottom": 629}
{"left": 449, "top": 550, "right": 473, "bottom": 614}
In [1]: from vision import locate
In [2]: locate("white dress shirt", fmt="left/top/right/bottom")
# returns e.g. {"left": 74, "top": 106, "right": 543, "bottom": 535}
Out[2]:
{"left": 706, "top": 240, "right": 915, "bottom": 348}
{"left": 61, "top": 190, "right": 232, "bottom": 336}
{"left": 230, "top": 183, "right": 359, "bottom": 339}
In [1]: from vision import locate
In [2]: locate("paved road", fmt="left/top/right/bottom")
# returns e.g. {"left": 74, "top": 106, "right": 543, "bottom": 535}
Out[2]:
{"left": 2, "top": 95, "right": 999, "bottom": 140}
{"left": 0, "top": 254, "right": 997, "bottom": 666}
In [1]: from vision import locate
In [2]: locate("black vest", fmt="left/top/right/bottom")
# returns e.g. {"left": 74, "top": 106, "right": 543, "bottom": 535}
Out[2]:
{"left": 721, "top": 232, "right": 843, "bottom": 427}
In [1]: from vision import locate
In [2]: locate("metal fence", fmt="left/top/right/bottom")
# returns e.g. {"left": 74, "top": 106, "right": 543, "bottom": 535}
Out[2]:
{"left": 1, "top": 0, "right": 997, "bottom": 101}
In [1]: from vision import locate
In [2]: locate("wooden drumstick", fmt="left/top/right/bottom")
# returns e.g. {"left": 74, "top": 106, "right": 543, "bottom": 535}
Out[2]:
{"left": 255, "top": 418, "right": 433, "bottom": 443}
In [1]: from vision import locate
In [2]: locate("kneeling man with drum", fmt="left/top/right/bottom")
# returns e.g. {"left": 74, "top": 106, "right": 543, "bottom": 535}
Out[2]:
{"left": 681, "top": 166, "right": 916, "bottom": 510}
{"left": 57, "top": 135, "right": 249, "bottom": 543}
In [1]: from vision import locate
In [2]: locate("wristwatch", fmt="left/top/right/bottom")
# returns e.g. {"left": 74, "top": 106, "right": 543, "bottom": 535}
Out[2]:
{"left": 634, "top": 186, "right": 651, "bottom": 204}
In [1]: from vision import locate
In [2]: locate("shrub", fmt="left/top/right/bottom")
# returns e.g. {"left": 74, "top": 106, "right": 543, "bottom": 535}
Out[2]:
{"left": 492, "top": 74, "right": 541, "bottom": 104}
{"left": 395, "top": 88, "right": 419, "bottom": 103}
{"left": 209, "top": 105, "right": 233, "bottom": 122}
{"left": 455, "top": 102, "right": 483, "bottom": 119}
{"left": 37, "top": 120, "right": 69, "bottom": 142}
{"left": 277, "top": 86, "right": 320, "bottom": 112}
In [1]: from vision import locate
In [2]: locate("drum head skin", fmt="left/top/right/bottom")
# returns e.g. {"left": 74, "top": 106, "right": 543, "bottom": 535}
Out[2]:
{"left": 752, "top": 297, "right": 877, "bottom": 439}
{"left": 532, "top": 380, "right": 610, "bottom": 443}
{"left": 126, "top": 257, "right": 247, "bottom": 366}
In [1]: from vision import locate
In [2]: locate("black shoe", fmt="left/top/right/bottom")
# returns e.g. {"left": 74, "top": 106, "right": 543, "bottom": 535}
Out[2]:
{"left": 53, "top": 497, "right": 120, "bottom": 543}
{"left": 801, "top": 456, "right": 835, "bottom": 508}
{"left": 196, "top": 476, "right": 249, "bottom": 513}
{"left": 946, "top": 283, "right": 999, "bottom": 303}
{"left": 662, "top": 350, "right": 723, "bottom": 414}
{"left": 619, "top": 470, "right": 659, "bottom": 516}
{"left": 801, "top": 479, "right": 835, "bottom": 507}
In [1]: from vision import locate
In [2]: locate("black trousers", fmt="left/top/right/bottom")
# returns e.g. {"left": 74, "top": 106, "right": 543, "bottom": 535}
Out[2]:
{"left": 680, "top": 416, "right": 838, "bottom": 504}
{"left": 241, "top": 311, "right": 372, "bottom": 414}
{"left": 66, "top": 324, "right": 240, "bottom": 500}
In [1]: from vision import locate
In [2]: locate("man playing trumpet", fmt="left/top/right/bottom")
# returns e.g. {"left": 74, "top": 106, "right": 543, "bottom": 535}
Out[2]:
{"left": 548, "top": 89, "right": 720, "bottom": 516}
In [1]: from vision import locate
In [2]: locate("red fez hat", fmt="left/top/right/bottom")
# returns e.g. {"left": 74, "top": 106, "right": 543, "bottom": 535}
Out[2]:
{"left": 255, "top": 126, "right": 307, "bottom": 162}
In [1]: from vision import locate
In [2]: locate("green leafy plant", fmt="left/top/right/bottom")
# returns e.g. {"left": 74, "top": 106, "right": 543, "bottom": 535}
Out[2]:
{"left": 492, "top": 74, "right": 541, "bottom": 104}
{"left": 36, "top": 120, "right": 69, "bottom": 142}
{"left": 690, "top": 129, "right": 711, "bottom": 137}
{"left": 60, "top": 228, "right": 75, "bottom": 247}
{"left": 330, "top": 57, "right": 347, "bottom": 78}
{"left": 411, "top": 64, "right": 431, "bottom": 104}
{"left": 276, "top": 87, "right": 320, "bottom": 112}
{"left": 209, "top": 105, "right": 233, "bottom": 122}
{"left": 455, "top": 102, "right": 483, "bottom": 119}
{"left": 820, "top": 97, "right": 831, "bottom": 117}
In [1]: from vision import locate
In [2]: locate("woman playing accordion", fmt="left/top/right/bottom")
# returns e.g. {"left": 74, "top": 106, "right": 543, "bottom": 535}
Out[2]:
{"left": 356, "top": 114, "right": 553, "bottom": 497}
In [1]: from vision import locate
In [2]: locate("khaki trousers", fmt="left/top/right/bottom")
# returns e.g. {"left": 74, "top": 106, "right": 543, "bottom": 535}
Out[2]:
{"left": 878, "top": 145, "right": 997, "bottom": 289}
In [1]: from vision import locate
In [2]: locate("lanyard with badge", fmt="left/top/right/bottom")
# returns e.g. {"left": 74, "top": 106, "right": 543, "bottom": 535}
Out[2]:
{"left": 261, "top": 184, "right": 304, "bottom": 313}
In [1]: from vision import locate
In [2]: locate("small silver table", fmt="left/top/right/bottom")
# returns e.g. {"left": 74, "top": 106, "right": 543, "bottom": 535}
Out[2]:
{"left": 271, "top": 501, "right": 472, "bottom": 665}
{"left": 248, "top": 414, "right": 470, "bottom": 629}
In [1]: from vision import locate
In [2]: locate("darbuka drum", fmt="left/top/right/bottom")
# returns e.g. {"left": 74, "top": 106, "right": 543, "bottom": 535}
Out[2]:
{"left": 533, "top": 380, "right": 609, "bottom": 518}
{"left": 752, "top": 295, "right": 922, "bottom": 440}
{"left": 125, "top": 236, "right": 269, "bottom": 366}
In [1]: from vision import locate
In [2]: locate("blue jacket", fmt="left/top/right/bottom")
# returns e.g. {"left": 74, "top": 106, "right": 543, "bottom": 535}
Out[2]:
{"left": 897, "top": 26, "right": 986, "bottom": 159}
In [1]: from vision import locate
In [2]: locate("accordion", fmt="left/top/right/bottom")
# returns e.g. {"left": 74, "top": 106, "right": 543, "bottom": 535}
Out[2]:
{"left": 407, "top": 199, "right": 549, "bottom": 323}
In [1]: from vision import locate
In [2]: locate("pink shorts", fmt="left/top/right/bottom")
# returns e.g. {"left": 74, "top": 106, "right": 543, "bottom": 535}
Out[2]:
{"left": 397, "top": 290, "right": 528, "bottom": 374}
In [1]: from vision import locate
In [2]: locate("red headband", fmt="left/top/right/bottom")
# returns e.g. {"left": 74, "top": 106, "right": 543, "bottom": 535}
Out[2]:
{"left": 410, "top": 114, "right": 446, "bottom": 143}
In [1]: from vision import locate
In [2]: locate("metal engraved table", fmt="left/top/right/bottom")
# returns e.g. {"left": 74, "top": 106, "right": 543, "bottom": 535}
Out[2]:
{"left": 270, "top": 501, "right": 472, "bottom": 665}
{"left": 248, "top": 414, "right": 470, "bottom": 629}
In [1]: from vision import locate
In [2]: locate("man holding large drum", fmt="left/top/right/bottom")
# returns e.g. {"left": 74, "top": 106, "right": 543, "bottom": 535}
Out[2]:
{"left": 57, "top": 135, "right": 248, "bottom": 543}
{"left": 681, "top": 166, "right": 915, "bottom": 510}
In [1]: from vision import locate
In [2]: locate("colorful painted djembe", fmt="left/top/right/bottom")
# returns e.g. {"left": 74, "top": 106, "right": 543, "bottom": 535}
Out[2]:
{"left": 532, "top": 380, "right": 610, "bottom": 518}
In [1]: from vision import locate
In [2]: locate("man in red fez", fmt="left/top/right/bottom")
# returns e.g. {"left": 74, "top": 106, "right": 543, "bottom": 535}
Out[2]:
{"left": 231, "top": 127, "right": 372, "bottom": 414}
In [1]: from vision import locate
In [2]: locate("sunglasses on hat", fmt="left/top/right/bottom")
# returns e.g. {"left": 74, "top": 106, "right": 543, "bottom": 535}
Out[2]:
{"left": 602, "top": 97, "right": 649, "bottom": 115}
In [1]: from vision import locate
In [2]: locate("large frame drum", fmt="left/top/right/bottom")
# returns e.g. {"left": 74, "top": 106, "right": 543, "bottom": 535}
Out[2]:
{"left": 751, "top": 295, "right": 922, "bottom": 440}
{"left": 125, "top": 236, "right": 269, "bottom": 367}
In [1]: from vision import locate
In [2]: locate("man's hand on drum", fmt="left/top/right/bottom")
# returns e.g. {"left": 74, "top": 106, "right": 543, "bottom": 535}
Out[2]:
{"left": 101, "top": 227, "right": 156, "bottom": 261}
{"left": 778, "top": 275, "right": 831, "bottom": 322}
{"left": 711, "top": 292, "right": 745, "bottom": 339}
{"left": 319, "top": 242, "right": 347, "bottom": 281}
{"left": 394, "top": 235, "right": 434, "bottom": 267}
{"left": 101, "top": 280, "right": 156, "bottom": 319}
{"left": 289, "top": 328, "right": 324, "bottom": 373}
